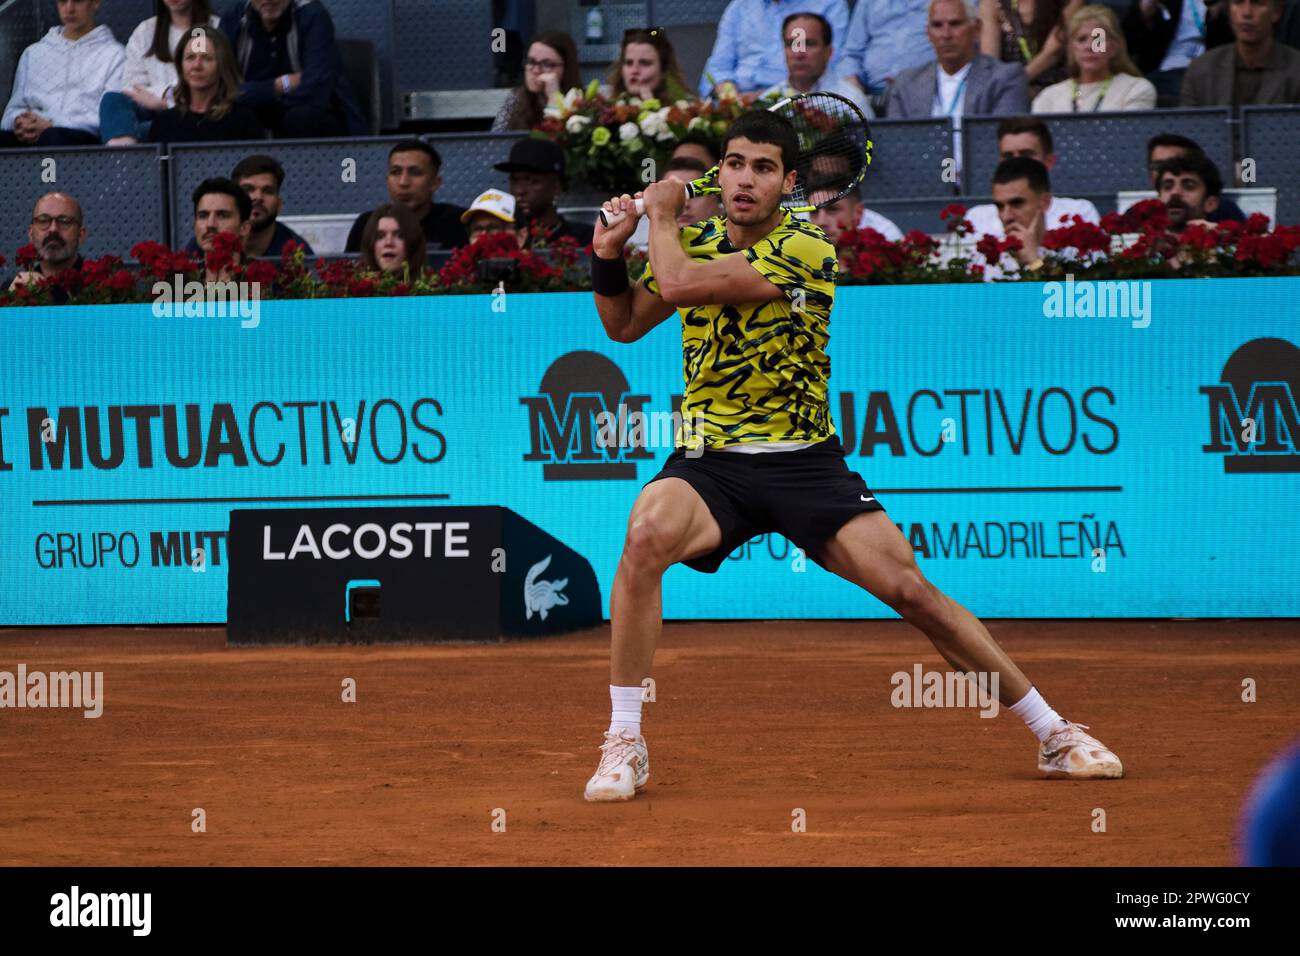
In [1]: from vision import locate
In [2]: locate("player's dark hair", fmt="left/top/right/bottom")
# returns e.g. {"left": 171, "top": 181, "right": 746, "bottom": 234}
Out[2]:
{"left": 992, "top": 156, "right": 1051, "bottom": 195}
{"left": 388, "top": 139, "right": 442, "bottom": 173}
{"left": 782, "top": 11, "right": 832, "bottom": 46}
{"left": 1146, "top": 132, "right": 1200, "bottom": 159}
{"left": 997, "top": 116, "right": 1053, "bottom": 155}
{"left": 722, "top": 110, "right": 799, "bottom": 176}
{"left": 1154, "top": 153, "right": 1223, "bottom": 197}
{"left": 231, "top": 154, "right": 285, "bottom": 188}
{"left": 192, "top": 176, "right": 252, "bottom": 222}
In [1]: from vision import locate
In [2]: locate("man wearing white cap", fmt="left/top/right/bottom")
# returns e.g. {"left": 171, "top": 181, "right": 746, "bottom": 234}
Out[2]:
{"left": 460, "top": 189, "right": 526, "bottom": 247}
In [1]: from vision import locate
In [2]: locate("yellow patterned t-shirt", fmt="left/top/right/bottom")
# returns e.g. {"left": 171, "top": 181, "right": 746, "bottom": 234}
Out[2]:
{"left": 640, "top": 209, "right": 838, "bottom": 448}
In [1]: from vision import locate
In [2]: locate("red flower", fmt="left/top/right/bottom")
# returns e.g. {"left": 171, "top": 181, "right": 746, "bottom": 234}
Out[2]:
{"left": 16, "top": 244, "right": 38, "bottom": 268}
{"left": 939, "top": 203, "right": 967, "bottom": 221}
{"left": 107, "top": 270, "right": 135, "bottom": 291}
{"left": 347, "top": 277, "right": 378, "bottom": 297}
{"left": 245, "top": 260, "right": 278, "bottom": 287}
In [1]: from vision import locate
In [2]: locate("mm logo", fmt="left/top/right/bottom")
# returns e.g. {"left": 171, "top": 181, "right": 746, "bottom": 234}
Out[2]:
{"left": 1200, "top": 338, "right": 1300, "bottom": 473}
{"left": 521, "top": 351, "right": 654, "bottom": 480}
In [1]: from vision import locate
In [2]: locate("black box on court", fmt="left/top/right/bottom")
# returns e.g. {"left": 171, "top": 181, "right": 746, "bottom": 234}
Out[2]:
{"left": 227, "top": 506, "right": 601, "bottom": 644}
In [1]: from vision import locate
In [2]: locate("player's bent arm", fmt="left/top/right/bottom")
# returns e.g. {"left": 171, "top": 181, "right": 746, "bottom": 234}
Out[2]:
{"left": 594, "top": 279, "right": 677, "bottom": 344}
{"left": 654, "top": 253, "right": 784, "bottom": 308}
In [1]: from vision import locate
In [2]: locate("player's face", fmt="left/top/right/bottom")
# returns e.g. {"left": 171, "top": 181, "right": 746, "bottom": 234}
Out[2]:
{"left": 717, "top": 138, "right": 796, "bottom": 225}
{"left": 1158, "top": 172, "right": 1216, "bottom": 227}
{"left": 809, "top": 197, "right": 861, "bottom": 243}
{"left": 991, "top": 178, "right": 1050, "bottom": 232}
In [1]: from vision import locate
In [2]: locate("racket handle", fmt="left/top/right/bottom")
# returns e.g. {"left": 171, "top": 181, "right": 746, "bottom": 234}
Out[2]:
{"left": 598, "top": 196, "right": 647, "bottom": 228}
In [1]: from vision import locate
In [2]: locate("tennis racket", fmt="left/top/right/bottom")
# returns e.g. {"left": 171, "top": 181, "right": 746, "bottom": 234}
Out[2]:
{"left": 597, "top": 91, "right": 873, "bottom": 228}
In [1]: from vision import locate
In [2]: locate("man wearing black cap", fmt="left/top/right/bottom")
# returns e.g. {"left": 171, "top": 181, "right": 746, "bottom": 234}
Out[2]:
{"left": 495, "top": 138, "right": 595, "bottom": 247}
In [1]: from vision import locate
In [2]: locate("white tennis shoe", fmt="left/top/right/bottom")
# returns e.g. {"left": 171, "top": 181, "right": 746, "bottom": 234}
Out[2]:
{"left": 584, "top": 729, "right": 649, "bottom": 801}
{"left": 1038, "top": 721, "right": 1124, "bottom": 778}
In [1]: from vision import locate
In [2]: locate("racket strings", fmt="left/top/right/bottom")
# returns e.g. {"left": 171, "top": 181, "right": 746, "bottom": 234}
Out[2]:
{"left": 775, "top": 93, "right": 871, "bottom": 210}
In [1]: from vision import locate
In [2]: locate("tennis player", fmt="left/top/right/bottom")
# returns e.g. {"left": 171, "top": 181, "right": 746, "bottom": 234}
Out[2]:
{"left": 584, "top": 109, "right": 1123, "bottom": 801}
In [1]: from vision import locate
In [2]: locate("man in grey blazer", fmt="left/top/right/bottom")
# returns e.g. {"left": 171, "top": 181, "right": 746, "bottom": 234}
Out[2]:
{"left": 884, "top": 0, "right": 1029, "bottom": 119}
{"left": 1181, "top": 0, "right": 1300, "bottom": 107}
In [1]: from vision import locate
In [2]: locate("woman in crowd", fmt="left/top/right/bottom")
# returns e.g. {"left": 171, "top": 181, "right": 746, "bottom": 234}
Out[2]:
{"left": 1032, "top": 4, "right": 1157, "bottom": 112}
{"left": 603, "top": 27, "right": 691, "bottom": 102}
{"left": 979, "top": 0, "right": 1080, "bottom": 98}
{"left": 146, "top": 27, "right": 264, "bottom": 144}
{"left": 359, "top": 203, "right": 429, "bottom": 276}
{"left": 101, "top": 0, "right": 221, "bottom": 145}
{"left": 492, "top": 30, "right": 581, "bottom": 131}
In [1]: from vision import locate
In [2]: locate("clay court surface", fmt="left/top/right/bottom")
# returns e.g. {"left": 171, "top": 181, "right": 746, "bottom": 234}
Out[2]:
{"left": 1, "top": 619, "right": 1297, "bottom": 867}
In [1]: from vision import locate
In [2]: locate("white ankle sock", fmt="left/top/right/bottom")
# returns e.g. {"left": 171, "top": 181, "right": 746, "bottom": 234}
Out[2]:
{"left": 608, "top": 684, "right": 644, "bottom": 736}
{"left": 1010, "top": 687, "right": 1068, "bottom": 742}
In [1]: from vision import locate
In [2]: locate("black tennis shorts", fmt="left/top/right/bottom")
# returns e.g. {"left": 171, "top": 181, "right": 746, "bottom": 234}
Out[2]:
{"left": 646, "top": 435, "right": 887, "bottom": 573}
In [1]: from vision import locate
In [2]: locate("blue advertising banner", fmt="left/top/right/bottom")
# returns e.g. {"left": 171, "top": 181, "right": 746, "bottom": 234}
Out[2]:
{"left": 1, "top": 279, "right": 1297, "bottom": 624}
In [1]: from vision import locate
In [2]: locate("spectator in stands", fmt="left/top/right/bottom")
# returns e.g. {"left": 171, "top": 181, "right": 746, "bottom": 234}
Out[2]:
{"left": 886, "top": 1, "right": 1031, "bottom": 118}
{"left": 191, "top": 176, "right": 252, "bottom": 281}
{"left": 758, "top": 13, "right": 876, "bottom": 116}
{"left": 1145, "top": 133, "right": 1247, "bottom": 220}
{"left": 986, "top": 156, "right": 1053, "bottom": 275}
{"left": 100, "top": 0, "right": 221, "bottom": 146}
{"left": 218, "top": 0, "right": 367, "bottom": 138}
{"left": 459, "top": 189, "right": 525, "bottom": 247}
{"left": 841, "top": 0, "right": 935, "bottom": 96}
{"left": 146, "top": 28, "right": 265, "bottom": 144}
{"left": 1123, "top": 0, "right": 1232, "bottom": 103}
{"left": 232, "top": 154, "right": 313, "bottom": 257}
{"left": 7, "top": 193, "right": 86, "bottom": 302}
{"left": 494, "top": 138, "right": 596, "bottom": 247}
{"left": 670, "top": 132, "right": 721, "bottom": 171}
{"left": 604, "top": 28, "right": 692, "bottom": 102}
{"left": 699, "top": 0, "right": 850, "bottom": 97}
{"left": 628, "top": 155, "right": 724, "bottom": 251}
{"left": 1033, "top": 4, "right": 1158, "bottom": 110}
{"left": 1154, "top": 150, "right": 1224, "bottom": 228}
{"left": 979, "top": 0, "right": 1081, "bottom": 98}
{"left": 345, "top": 141, "right": 467, "bottom": 254}
{"left": 0, "top": 0, "right": 125, "bottom": 147}
{"left": 1180, "top": 0, "right": 1300, "bottom": 106}
{"left": 493, "top": 31, "right": 580, "bottom": 131}
{"left": 964, "top": 116, "right": 1100, "bottom": 236}
{"left": 359, "top": 203, "right": 428, "bottom": 276}
{"left": 810, "top": 182, "right": 905, "bottom": 242}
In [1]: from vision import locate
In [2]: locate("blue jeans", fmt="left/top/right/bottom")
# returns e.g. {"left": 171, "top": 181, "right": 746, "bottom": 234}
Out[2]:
{"left": 99, "top": 91, "right": 156, "bottom": 142}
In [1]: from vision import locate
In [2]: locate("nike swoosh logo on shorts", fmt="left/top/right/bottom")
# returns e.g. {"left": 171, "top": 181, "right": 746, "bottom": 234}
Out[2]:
{"left": 860, "top": 495, "right": 875, "bottom": 502}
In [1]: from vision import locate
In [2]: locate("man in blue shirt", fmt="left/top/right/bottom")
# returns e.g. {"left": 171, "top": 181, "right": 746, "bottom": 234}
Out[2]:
{"left": 841, "top": 0, "right": 935, "bottom": 95}
{"left": 698, "top": 0, "right": 850, "bottom": 96}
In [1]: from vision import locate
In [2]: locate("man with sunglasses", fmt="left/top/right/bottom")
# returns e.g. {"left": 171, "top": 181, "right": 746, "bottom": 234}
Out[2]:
{"left": 8, "top": 192, "right": 87, "bottom": 304}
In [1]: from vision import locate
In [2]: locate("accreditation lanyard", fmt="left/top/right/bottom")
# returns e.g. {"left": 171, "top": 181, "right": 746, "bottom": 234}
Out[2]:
{"left": 1071, "top": 75, "right": 1113, "bottom": 112}
{"left": 938, "top": 71, "right": 969, "bottom": 116}
{"left": 1011, "top": 0, "right": 1036, "bottom": 63}
{"left": 1188, "top": 0, "right": 1205, "bottom": 37}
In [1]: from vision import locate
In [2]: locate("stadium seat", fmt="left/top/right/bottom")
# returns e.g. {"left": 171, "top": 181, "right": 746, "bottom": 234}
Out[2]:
{"left": 338, "top": 38, "right": 381, "bottom": 136}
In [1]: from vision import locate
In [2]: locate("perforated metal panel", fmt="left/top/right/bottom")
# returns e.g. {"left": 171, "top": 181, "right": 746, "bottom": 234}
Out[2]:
{"left": 647, "top": 0, "right": 733, "bottom": 24}
{"left": 1242, "top": 106, "right": 1300, "bottom": 227}
{"left": 321, "top": 0, "right": 399, "bottom": 131}
{"left": 0, "top": 0, "right": 45, "bottom": 111}
{"left": 423, "top": 131, "right": 526, "bottom": 207}
{"left": 167, "top": 137, "right": 413, "bottom": 249}
{"left": 865, "top": 118, "right": 958, "bottom": 200}
{"left": 0, "top": 145, "right": 166, "bottom": 257}
{"left": 962, "top": 109, "right": 1234, "bottom": 199}
{"left": 393, "top": 0, "right": 495, "bottom": 93}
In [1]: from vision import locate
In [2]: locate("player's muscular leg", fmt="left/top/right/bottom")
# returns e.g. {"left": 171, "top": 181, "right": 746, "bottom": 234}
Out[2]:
{"left": 610, "top": 478, "right": 722, "bottom": 685}
{"left": 820, "top": 511, "right": 1033, "bottom": 704}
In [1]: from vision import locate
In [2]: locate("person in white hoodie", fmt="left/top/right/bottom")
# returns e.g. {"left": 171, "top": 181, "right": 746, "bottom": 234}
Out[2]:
{"left": 100, "top": 0, "right": 221, "bottom": 145}
{"left": 0, "top": 0, "right": 125, "bottom": 147}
